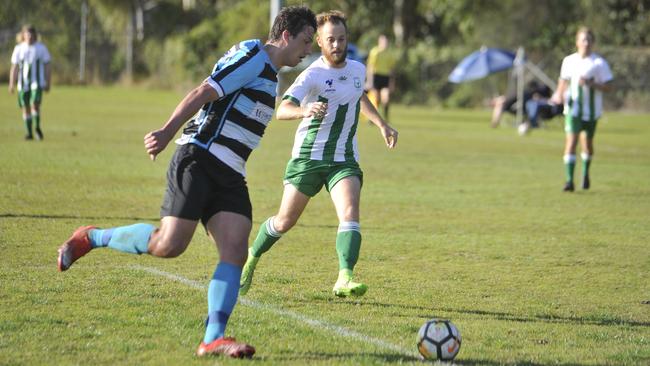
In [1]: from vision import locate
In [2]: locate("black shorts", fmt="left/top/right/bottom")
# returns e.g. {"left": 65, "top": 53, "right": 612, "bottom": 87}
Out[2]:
{"left": 372, "top": 74, "right": 390, "bottom": 89}
{"left": 160, "top": 143, "right": 252, "bottom": 225}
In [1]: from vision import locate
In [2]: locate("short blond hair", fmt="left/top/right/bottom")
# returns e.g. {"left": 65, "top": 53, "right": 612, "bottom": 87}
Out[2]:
{"left": 576, "top": 26, "right": 595, "bottom": 42}
{"left": 316, "top": 10, "right": 347, "bottom": 31}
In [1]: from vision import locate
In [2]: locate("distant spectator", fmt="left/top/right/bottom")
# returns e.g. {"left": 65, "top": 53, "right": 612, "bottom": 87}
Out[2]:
{"left": 491, "top": 80, "right": 551, "bottom": 128}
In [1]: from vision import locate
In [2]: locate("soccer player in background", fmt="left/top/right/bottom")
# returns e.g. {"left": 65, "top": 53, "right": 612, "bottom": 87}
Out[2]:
{"left": 551, "top": 26, "right": 613, "bottom": 192}
{"left": 366, "top": 34, "right": 398, "bottom": 120}
{"left": 9, "top": 25, "right": 51, "bottom": 141}
{"left": 239, "top": 11, "right": 398, "bottom": 298}
{"left": 56, "top": 6, "right": 317, "bottom": 358}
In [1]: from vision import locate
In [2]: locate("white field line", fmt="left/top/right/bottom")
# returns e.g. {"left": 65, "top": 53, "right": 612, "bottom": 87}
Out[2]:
{"left": 130, "top": 264, "right": 416, "bottom": 357}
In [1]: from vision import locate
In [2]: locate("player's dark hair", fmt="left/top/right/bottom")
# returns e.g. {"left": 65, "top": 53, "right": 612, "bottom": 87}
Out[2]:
{"left": 269, "top": 6, "right": 317, "bottom": 42}
{"left": 576, "top": 26, "right": 595, "bottom": 42}
{"left": 316, "top": 10, "right": 347, "bottom": 31}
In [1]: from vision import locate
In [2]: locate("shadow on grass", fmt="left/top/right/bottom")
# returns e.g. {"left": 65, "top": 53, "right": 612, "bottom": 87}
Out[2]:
{"left": 297, "top": 298, "right": 650, "bottom": 328}
{"left": 262, "top": 351, "right": 421, "bottom": 364}
{"left": 265, "top": 352, "right": 608, "bottom": 366}
{"left": 0, "top": 212, "right": 160, "bottom": 222}
{"left": 0, "top": 212, "right": 342, "bottom": 229}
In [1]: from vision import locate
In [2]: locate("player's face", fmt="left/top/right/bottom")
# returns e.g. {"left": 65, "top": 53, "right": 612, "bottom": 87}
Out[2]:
{"left": 24, "top": 30, "right": 35, "bottom": 44}
{"left": 576, "top": 31, "right": 593, "bottom": 57}
{"left": 285, "top": 26, "right": 315, "bottom": 67}
{"left": 317, "top": 21, "right": 348, "bottom": 66}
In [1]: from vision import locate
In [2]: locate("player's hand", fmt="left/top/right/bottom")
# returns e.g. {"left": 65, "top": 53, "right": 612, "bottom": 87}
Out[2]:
{"left": 380, "top": 125, "right": 398, "bottom": 149}
{"left": 144, "top": 128, "right": 172, "bottom": 161}
{"left": 8, "top": 85, "right": 14, "bottom": 94}
{"left": 304, "top": 102, "right": 327, "bottom": 119}
{"left": 43, "top": 84, "right": 50, "bottom": 92}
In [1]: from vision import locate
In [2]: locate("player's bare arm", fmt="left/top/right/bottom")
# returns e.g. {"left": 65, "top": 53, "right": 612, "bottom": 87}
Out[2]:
{"left": 8, "top": 64, "right": 17, "bottom": 93}
{"left": 44, "top": 63, "right": 51, "bottom": 92}
{"left": 580, "top": 78, "right": 613, "bottom": 92}
{"left": 145, "top": 82, "right": 219, "bottom": 160}
{"left": 276, "top": 99, "right": 327, "bottom": 120}
{"left": 360, "top": 93, "right": 398, "bottom": 148}
{"left": 551, "top": 78, "right": 569, "bottom": 104}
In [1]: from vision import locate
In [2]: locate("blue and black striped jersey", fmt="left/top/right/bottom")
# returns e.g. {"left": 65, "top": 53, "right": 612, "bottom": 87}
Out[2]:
{"left": 177, "top": 39, "right": 278, "bottom": 177}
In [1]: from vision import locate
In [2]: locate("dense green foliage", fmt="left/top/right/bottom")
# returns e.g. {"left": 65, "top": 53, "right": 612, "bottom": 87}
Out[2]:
{"left": 1, "top": 86, "right": 649, "bottom": 365}
{"left": 1, "top": 1, "right": 649, "bottom": 104}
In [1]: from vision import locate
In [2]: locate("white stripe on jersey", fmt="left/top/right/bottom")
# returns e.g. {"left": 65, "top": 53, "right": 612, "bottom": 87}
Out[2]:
{"left": 220, "top": 120, "right": 262, "bottom": 149}
{"left": 209, "top": 143, "right": 246, "bottom": 176}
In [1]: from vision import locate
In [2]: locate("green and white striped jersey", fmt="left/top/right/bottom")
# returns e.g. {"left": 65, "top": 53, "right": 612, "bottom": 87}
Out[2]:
{"left": 560, "top": 52, "right": 613, "bottom": 122}
{"left": 11, "top": 41, "right": 51, "bottom": 92}
{"left": 283, "top": 57, "right": 365, "bottom": 162}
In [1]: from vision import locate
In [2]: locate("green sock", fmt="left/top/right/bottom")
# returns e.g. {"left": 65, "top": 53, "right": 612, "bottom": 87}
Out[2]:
{"left": 563, "top": 154, "right": 576, "bottom": 183}
{"left": 24, "top": 116, "right": 33, "bottom": 136}
{"left": 250, "top": 217, "right": 282, "bottom": 257}
{"left": 336, "top": 222, "right": 362, "bottom": 271}
{"left": 33, "top": 112, "right": 40, "bottom": 130}
{"left": 581, "top": 153, "right": 591, "bottom": 178}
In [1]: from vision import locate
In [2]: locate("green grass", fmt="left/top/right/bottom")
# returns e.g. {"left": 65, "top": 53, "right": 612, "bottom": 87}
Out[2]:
{"left": 1, "top": 86, "right": 649, "bottom": 365}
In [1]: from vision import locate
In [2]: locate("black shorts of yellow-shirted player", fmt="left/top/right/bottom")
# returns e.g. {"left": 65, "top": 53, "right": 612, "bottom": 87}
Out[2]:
{"left": 56, "top": 6, "right": 318, "bottom": 358}
{"left": 240, "top": 10, "right": 398, "bottom": 298}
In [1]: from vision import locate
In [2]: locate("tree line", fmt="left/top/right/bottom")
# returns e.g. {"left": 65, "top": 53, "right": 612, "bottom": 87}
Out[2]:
{"left": 1, "top": 0, "right": 649, "bottom": 109}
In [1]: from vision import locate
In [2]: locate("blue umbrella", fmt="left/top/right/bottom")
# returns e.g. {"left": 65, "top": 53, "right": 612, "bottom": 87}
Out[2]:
{"left": 448, "top": 47, "right": 516, "bottom": 83}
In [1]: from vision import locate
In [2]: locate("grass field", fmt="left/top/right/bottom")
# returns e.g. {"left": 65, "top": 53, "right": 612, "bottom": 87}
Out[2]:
{"left": 1, "top": 86, "right": 649, "bottom": 365}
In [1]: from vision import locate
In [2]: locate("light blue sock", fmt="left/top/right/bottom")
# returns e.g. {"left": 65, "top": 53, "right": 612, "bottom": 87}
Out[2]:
{"left": 88, "top": 223, "right": 154, "bottom": 254}
{"left": 203, "top": 262, "right": 242, "bottom": 344}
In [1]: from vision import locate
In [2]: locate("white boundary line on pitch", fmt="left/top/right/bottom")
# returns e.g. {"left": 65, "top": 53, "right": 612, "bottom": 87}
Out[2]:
{"left": 130, "top": 264, "right": 417, "bottom": 358}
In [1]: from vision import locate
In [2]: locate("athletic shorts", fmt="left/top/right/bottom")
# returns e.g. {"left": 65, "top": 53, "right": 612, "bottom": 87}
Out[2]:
{"left": 565, "top": 115, "right": 598, "bottom": 138}
{"left": 161, "top": 143, "right": 252, "bottom": 225}
{"left": 372, "top": 74, "right": 390, "bottom": 90}
{"left": 283, "top": 158, "right": 363, "bottom": 197}
{"left": 18, "top": 89, "right": 42, "bottom": 108}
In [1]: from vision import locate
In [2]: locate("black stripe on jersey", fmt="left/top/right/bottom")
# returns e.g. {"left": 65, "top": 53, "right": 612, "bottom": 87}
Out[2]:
{"left": 193, "top": 93, "right": 237, "bottom": 145}
{"left": 259, "top": 63, "right": 278, "bottom": 82}
{"left": 214, "top": 135, "right": 252, "bottom": 161}
{"left": 241, "top": 88, "right": 275, "bottom": 109}
{"left": 211, "top": 45, "right": 260, "bottom": 84}
{"left": 228, "top": 108, "right": 267, "bottom": 137}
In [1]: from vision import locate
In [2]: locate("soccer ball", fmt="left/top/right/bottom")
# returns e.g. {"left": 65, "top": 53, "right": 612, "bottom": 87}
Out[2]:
{"left": 416, "top": 319, "right": 461, "bottom": 361}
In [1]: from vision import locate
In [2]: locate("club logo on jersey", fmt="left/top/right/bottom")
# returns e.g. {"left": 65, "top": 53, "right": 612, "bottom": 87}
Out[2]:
{"left": 324, "top": 79, "right": 336, "bottom": 93}
{"left": 354, "top": 77, "right": 361, "bottom": 89}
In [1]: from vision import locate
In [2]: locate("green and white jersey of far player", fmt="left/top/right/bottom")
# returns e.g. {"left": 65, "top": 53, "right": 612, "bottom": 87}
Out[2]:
{"left": 283, "top": 57, "right": 366, "bottom": 163}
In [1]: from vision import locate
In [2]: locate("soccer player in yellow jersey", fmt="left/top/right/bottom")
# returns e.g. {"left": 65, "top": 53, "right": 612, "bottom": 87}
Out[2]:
{"left": 366, "top": 34, "right": 398, "bottom": 120}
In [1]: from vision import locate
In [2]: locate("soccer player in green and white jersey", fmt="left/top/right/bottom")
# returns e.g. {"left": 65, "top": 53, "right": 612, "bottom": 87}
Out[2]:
{"left": 551, "top": 26, "right": 613, "bottom": 192}
{"left": 9, "top": 25, "right": 51, "bottom": 140}
{"left": 240, "top": 10, "right": 398, "bottom": 298}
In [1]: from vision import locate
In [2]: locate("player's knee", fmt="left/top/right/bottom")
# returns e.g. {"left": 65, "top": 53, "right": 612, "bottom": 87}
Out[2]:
{"left": 272, "top": 215, "right": 296, "bottom": 233}
{"left": 148, "top": 232, "right": 188, "bottom": 258}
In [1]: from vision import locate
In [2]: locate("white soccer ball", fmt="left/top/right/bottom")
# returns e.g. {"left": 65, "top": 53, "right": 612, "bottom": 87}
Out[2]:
{"left": 416, "top": 319, "right": 462, "bottom": 361}
{"left": 518, "top": 122, "right": 530, "bottom": 136}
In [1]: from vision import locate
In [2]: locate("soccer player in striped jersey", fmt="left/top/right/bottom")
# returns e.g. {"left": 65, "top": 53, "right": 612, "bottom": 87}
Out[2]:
{"left": 9, "top": 25, "right": 51, "bottom": 140}
{"left": 551, "top": 27, "right": 613, "bottom": 192}
{"left": 56, "top": 6, "right": 317, "bottom": 358}
{"left": 240, "top": 11, "right": 398, "bottom": 298}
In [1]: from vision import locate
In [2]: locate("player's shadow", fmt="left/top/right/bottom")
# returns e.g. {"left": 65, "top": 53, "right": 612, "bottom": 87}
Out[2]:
{"left": 0, "top": 212, "right": 345, "bottom": 229}
{"left": 0, "top": 212, "right": 160, "bottom": 222}
{"left": 296, "top": 298, "right": 650, "bottom": 328}
{"left": 268, "top": 352, "right": 607, "bottom": 366}
{"left": 267, "top": 351, "right": 421, "bottom": 363}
